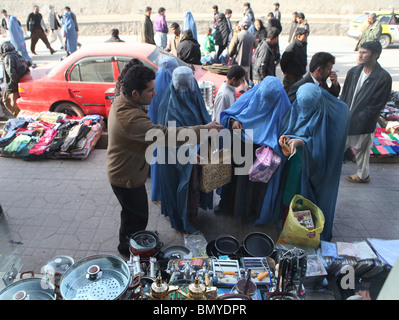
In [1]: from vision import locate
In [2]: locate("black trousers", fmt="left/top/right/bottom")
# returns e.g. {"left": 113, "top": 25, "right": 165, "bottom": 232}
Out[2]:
{"left": 111, "top": 184, "right": 149, "bottom": 255}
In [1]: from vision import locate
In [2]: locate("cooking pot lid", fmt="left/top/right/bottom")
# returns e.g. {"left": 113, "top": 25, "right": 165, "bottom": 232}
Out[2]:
{"left": 60, "top": 255, "right": 130, "bottom": 300}
{"left": 44, "top": 255, "right": 74, "bottom": 274}
{"left": 244, "top": 232, "right": 275, "bottom": 257}
{"left": 162, "top": 246, "right": 192, "bottom": 259}
{"left": 130, "top": 233, "right": 157, "bottom": 250}
{"left": 0, "top": 277, "right": 55, "bottom": 300}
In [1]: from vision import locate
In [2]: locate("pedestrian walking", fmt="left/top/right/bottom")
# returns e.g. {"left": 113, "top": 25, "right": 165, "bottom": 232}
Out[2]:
{"left": 213, "top": 13, "right": 230, "bottom": 58}
{"left": 273, "top": 2, "right": 281, "bottom": 21}
{"left": 7, "top": 15, "right": 33, "bottom": 65}
{"left": 105, "top": 28, "right": 124, "bottom": 42}
{"left": 26, "top": 5, "right": 56, "bottom": 55}
{"left": 64, "top": 6, "right": 81, "bottom": 48}
{"left": 288, "top": 12, "right": 298, "bottom": 43}
{"left": 48, "top": 5, "right": 63, "bottom": 49}
{"left": 341, "top": 41, "right": 392, "bottom": 183}
{"left": 62, "top": 11, "right": 78, "bottom": 55}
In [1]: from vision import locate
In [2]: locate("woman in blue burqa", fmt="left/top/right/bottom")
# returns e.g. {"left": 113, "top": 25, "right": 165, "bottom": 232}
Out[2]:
{"left": 62, "top": 11, "right": 78, "bottom": 55}
{"left": 8, "top": 16, "right": 32, "bottom": 65}
{"left": 183, "top": 11, "right": 197, "bottom": 41}
{"left": 148, "top": 57, "right": 179, "bottom": 204}
{"left": 219, "top": 76, "right": 291, "bottom": 225}
{"left": 278, "top": 83, "right": 350, "bottom": 241}
{"left": 157, "top": 66, "right": 212, "bottom": 234}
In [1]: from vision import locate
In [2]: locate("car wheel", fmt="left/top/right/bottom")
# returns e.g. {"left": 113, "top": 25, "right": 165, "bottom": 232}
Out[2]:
{"left": 380, "top": 35, "right": 391, "bottom": 49}
{"left": 53, "top": 102, "right": 85, "bottom": 117}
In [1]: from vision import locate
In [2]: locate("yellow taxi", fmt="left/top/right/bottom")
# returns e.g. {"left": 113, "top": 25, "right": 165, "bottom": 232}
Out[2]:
{"left": 348, "top": 9, "right": 399, "bottom": 48}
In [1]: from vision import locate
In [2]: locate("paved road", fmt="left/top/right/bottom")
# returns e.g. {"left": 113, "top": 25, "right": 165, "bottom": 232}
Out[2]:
{"left": 28, "top": 34, "right": 399, "bottom": 91}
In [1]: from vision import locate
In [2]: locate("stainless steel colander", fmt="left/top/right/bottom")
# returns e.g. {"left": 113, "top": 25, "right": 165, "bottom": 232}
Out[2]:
{"left": 59, "top": 255, "right": 131, "bottom": 300}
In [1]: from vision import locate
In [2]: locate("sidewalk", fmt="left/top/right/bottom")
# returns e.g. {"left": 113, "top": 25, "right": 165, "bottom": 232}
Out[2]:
{"left": 0, "top": 148, "right": 398, "bottom": 275}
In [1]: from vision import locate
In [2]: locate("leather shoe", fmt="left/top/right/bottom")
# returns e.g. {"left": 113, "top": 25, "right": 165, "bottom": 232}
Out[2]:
{"left": 31, "top": 51, "right": 38, "bottom": 55}
{"left": 50, "top": 50, "right": 56, "bottom": 55}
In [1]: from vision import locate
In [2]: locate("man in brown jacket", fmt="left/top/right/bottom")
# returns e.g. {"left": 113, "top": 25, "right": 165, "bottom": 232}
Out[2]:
{"left": 107, "top": 65, "right": 222, "bottom": 256}
{"left": 140, "top": 6, "right": 155, "bottom": 45}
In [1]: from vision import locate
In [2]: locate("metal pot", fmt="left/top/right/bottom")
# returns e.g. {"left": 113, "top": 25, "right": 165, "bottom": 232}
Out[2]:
{"left": 128, "top": 230, "right": 163, "bottom": 258}
{"left": 215, "top": 234, "right": 240, "bottom": 256}
{"left": 59, "top": 254, "right": 134, "bottom": 300}
{"left": 0, "top": 271, "right": 56, "bottom": 300}
{"left": 242, "top": 232, "right": 275, "bottom": 257}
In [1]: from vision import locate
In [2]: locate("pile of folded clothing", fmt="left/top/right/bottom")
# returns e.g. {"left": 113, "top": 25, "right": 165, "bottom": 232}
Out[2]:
{"left": 0, "top": 111, "right": 105, "bottom": 160}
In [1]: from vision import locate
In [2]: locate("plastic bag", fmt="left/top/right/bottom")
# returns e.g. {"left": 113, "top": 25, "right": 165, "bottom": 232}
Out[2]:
{"left": 277, "top": 195, "right": 325, "bottom": 249}
{"left": 184, "top": 232, "right": 208, "bottom": 257}
{"left": 249, "top": 145, "right": 281, "bottom": 183}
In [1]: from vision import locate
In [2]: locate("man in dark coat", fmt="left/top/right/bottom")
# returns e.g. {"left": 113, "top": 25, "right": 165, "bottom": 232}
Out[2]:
{"left": 140, "top": 6, "right": 155, "bottom": 45}
{"left": 26, "top": 5, "right": 56, "bottom": 55}
{"left": 253, "top": 27, "right": 280, "bottom": 83}
{"left": 213, "top": 13, "right": 230, "bottom": 58}
{"left": 177, "top": 29, "right": 201, "bottom": 65}
{"left": 0, "top": 42, "right": 30, "bottom": 117}
{"left": 288, "top": 51, "right": 340, "bottom": 103}
{"left": 341, "top": 41, "right": 392, "bottom": 183}
{"left": 280, "top": 27, "right": 309, "bottom": 93}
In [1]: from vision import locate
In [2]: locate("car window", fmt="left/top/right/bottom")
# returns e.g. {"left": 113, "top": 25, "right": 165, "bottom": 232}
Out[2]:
{"left": 353, "top": 13, "right": 369, "bottom": 23}
{"left": 147, "top": 48, "right": 190, "bottom": 69}
{"left": 69, "top": 58, "right": 114, "bottom": 83}
{"left": 379, "top": 15, "right": 391, "bottom": 24}
{"left": 116, "top": 58, "right": 155, "bottom": 73}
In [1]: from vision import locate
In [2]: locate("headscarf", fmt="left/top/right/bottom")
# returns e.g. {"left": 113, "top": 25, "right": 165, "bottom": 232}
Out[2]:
{"left": 62, "top": 12, "right": 78, "bottom": 54}
{"left": 280, "top": 83, "right": 350, "bottom": 240}
{"left": 8, "top": 16, "right": 32, "bottom": 63}
{"left": 148, "top": 57, "right": 179, "bottom": 124}
{"left": 148, "top": 57, "right": 179, "bottom": 202}
{"left": 157, "top": 66, "right": 211, "bottom": 233}
{"left": 220, "top": 76, "right": 292, "bottom": 225}
{"left": 183, "top": 11, "right": 197, "bottom": 40}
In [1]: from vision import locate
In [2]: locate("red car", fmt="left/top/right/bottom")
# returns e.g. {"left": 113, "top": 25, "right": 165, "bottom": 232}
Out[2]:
{"left": 17, "top": 42, "right": 241, "bottom": 118}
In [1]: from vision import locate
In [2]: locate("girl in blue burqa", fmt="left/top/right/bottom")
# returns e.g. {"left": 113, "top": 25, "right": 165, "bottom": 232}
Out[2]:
{"left": 62, "top": 11, "right": 77, "bottom": 55}
{"left": 278, "top": 83, "right": 350, "bottom": 241}
{"left": 8, "top": 15, "right": 32, "bottom": 65}
{"left": 220, "top": 77, "right": 291, "bottom": 225}
{"left": 148, "top": 57, "right": 179, "bottom": 204}
{"left": 157, "top": 66, "right": 212, "bottom": 234}
{"left": 183, "top": 11, "right": 197, "bottom": 41}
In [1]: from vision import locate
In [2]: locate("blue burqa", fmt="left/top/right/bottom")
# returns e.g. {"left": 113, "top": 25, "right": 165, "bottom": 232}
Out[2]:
{"left": 148, "top": 57, "right": 179, "bottom": 202}
{"left": 9, "top": 16, "right": 32, "bottom": 63}
{"left": 62, "top": 12, "right": 77, "bottom": 54}
{"left": 280, "top": 83, "right": 350, "bottom": 241}
{"left": 157, "top": 67, "right": 212, "bottom": 233}
{"left": 183, "top": 11, "right": 197, "bottom": 41}
{"left": 220, "top": 77, "right": 291, "bottom": 225}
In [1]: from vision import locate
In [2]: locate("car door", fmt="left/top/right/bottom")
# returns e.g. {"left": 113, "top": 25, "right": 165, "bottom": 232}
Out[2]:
{"left": 389, "top": 14, "right": 399, "bottom": 42}
{"left": 66, "top": 57, "right": 116, "bottom": 116}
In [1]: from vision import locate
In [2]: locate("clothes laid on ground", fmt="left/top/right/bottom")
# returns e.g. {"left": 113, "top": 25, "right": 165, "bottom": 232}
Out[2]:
{"left": 0, "top": 112, "right": 105, "bottom": 160}
{"left": 220, "top": 77, "right": 291, "bottom": 225}
{"left": 279, "top": 83, "right": 350, "bottom": 241}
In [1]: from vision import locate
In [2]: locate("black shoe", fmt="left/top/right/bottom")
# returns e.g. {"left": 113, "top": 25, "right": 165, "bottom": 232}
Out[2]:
{"left": 31, "top": 51, "right": 38, "bottom": 55}
{"left": 50, "top": 50, "right": 56, "bottom": 55}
